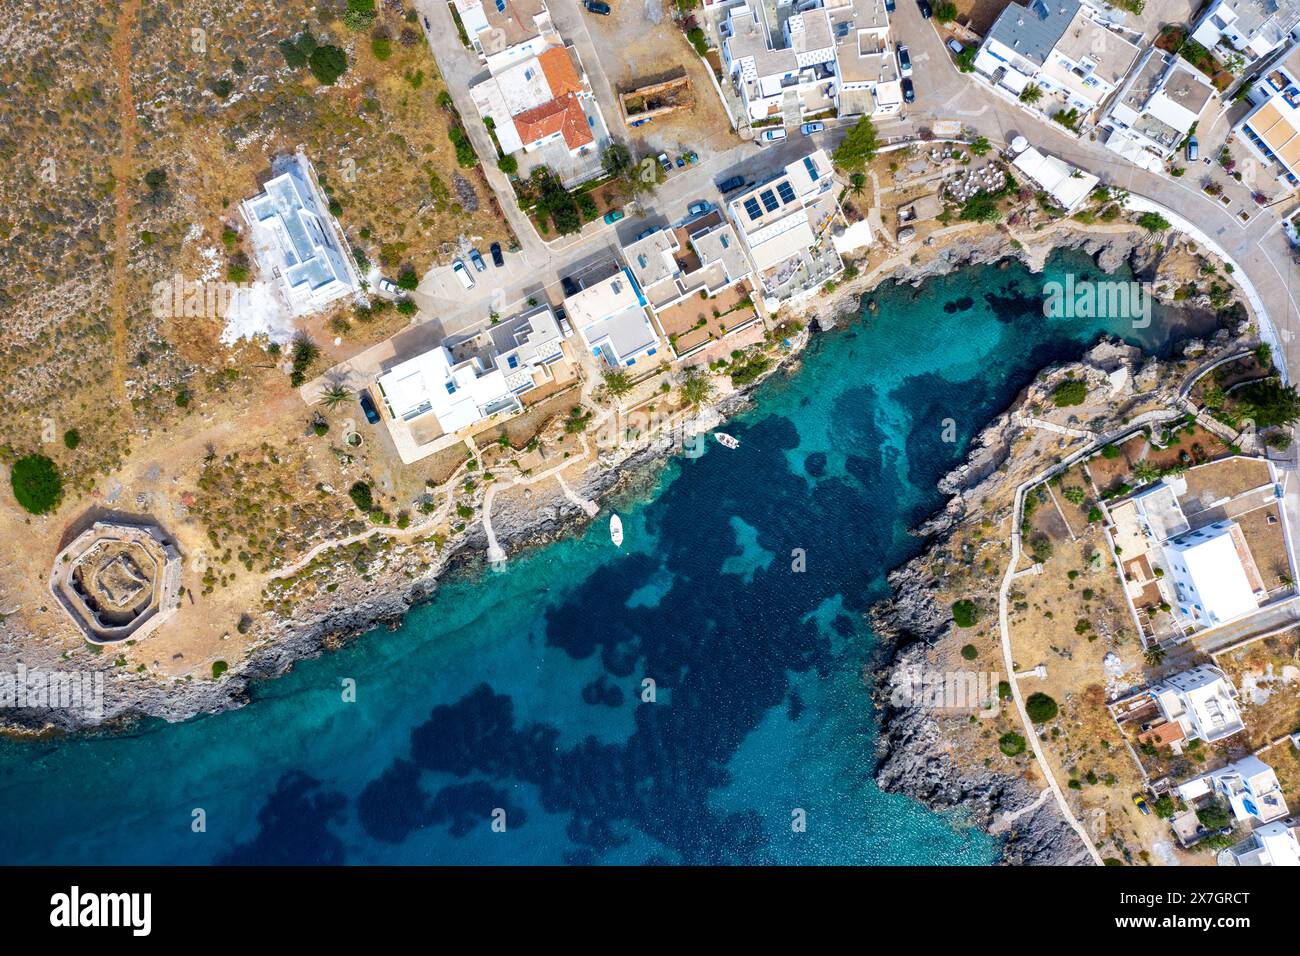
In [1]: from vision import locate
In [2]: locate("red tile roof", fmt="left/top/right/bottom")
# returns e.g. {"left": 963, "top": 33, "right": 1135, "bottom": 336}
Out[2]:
{"left": 513, "top": 93, "right": 593, "bottom": 151}
{"left": 537, "top": 45, "right": 583, "bottom": 98}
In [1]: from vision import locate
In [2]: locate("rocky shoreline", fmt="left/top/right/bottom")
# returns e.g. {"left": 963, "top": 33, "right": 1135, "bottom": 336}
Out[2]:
{"left": 1, "top": 221, "right": 1248, "bottom": 868}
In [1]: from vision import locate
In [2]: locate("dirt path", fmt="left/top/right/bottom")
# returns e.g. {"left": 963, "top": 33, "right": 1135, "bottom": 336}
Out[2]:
{"left": 108, "top": 0, "right": 140, "bottom": 405}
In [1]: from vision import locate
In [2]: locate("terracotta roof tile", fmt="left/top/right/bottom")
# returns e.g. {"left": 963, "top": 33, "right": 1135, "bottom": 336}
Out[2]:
{"left": 513, "top": 93, "right": 593, "bottom": 151}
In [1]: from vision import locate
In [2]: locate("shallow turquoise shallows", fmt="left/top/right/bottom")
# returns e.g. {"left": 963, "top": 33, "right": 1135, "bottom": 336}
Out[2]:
{"left": 0, "top": 250, "right": 1204, "bottom": 864}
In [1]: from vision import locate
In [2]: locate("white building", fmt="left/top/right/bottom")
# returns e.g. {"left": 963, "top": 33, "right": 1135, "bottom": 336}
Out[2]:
{"left": 973, "top": 0, "right": 1138, "bottom": 116}
{"left": 470, "top": 43, "right": 600, "bottom": 158}
{"left": 1220, "top": 821, "right": 1300, "bottom": 866}
{"left": 452, "top": 0, "right": 554, "bottom": 68}
{"left": 1010, "top": 144, "right": 1099, "bottom": 212}
{"left": 564, "top": 266, "right": 662, "bottom": 368}
{"left": 1103, "top": 51, "right": 1217, "bottom": 169}
{"left": 376, "top": 304, "right": 565, "bottom": 436}
{"left": 240, "top": 154, "right": 359, "bottom": 316}
{"left": 1176, "top": 755, "right": 1290, "bottom": 824}
{"left": 1236, "top": 39, "right": 1300, "bottom": 186}
{"left": 1191, "top": 0, "right": 1300, "bottom": 63}
{"left": 1152, "top": 665, "right": 1246, "bottom": 744}
{"left": 1164, "top": 521, "right": 1265, "bottom": 628}
{"left": 826, "top": 0, "right": 901, "bottom": 118}
{"left": 725, "top": 149, "right": 843, "bottom": 306}
{"left": 720, "top": 0, "right": 838, "bottom": 122}
{"left": 621, "top": 211, "right": 752, "bottom": 312}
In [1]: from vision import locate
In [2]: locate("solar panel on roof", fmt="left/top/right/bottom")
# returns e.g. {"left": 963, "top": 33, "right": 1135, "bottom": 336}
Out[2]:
{"left": 744, "top": 197, "right": 762, "bottom": 220}
{"left": 803, "top": 155, "right": 820, "bottom": 181}
{"left": 777, "top": 181, "right": 796, "bottom": 205}
{"left": 760, "top": 189, "right": 778, "bottom": 212}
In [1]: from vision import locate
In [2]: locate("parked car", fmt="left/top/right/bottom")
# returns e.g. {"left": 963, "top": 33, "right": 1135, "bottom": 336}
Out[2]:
{"left": 561, "top": 275, "right": 580, "bottom": 297}
{"left": 800, "top": 121, "right": 825, "bottom": 135}
{"left": 359, "top": 391, "right": 381, "bottom": 425}
{"left": 1186, "top": 135, "right": 1199, "bottom": 162}
{"left": 676, "top": 156, "right": 686, "bottom": 168}
{"left": 489, "top": 242, "right": 504, "bottom": 267}
{"left": 377, "top": 277, "right": 399, "bottom": 296}
{"left": 452, "top": 258, "right": 475, "bottom": 290}
{"left": 947, "top": 39, "right": 964, "bottom": 55}
{"left": 583, "top": 0, "right": 611, "bottom": 13}
{"left": 683, "top": 151, "right": 698, "bottom": 164}
{"left": 759, "top": 127, "right": 787, "bottom": 144}
{"left": 603, "top": 209, "right": 625, "bottom": 224}
{"left": 885, "top": 0, "right": 895, "bottom": 9}
{"left": 635, "top": 227, "right": 658, "bottom": 240}
{"left": 687, "top": 200, "right": 711, "bottom": 217}
{"left": 555, "top": 306, "right": 573, "bottom": 337}
{"left": 897, "top": 44, "right": 913, "bottom": 77}
{"left": 902, "top": 77, "right": 914, "bottom": 103}
{"left": 1132, "top": 794, "right": 1151, "bottom": 816}
{"left": 718, "top": 175, "right": 746, "bottom": 193}
{"left": 658, "top": 152, "right": 672, "bottom": 173}
{"left": 468, "top": 248, "right": 486, "bottom": 272}
{"left": 917, "top": 0, "right": 932, "bottom": 17}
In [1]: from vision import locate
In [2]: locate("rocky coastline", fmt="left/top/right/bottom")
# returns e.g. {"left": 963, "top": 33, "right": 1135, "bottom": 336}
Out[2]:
{"left": 0, "top": 219, "right": 1247, "bottom": 872}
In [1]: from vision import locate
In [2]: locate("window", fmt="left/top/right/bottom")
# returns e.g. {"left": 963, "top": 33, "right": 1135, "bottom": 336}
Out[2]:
{"left": 743, "top": 197, "right": 762, "bottom": 220}
{"left": 524, "top": 68, "right": 535, "bottom": 81}
{"left": 507, "top": 355, "right": 519, "bottom": 368}
{"left": 760, "top": 188, "right": 779, "bottom": 212}
{"left": 638, "top": 254, "right": 648, "bottom": 268}
{"left": 496, "top": 0, "right": 506, "bottom": 9}
{"left": 720, "top": 235, "right": 729, "bottom": 248}
{"left": 777, "top": 181, "right": 796, "bottom": 205}
{"left": 445, "top": 381, "right": 457, "bottom": 395}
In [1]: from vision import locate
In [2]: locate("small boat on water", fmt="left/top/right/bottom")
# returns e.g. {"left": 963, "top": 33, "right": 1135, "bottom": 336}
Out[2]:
{"left": 609, "top": 514, "right": 624, "bottom": 547}
{"left": 715, "top": 432, "right": 740, "bottom": 449}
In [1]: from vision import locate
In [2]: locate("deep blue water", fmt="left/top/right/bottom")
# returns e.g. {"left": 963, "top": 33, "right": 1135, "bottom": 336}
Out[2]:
{"left": 0, "top": 251, "right": 1206, "bottom": 864}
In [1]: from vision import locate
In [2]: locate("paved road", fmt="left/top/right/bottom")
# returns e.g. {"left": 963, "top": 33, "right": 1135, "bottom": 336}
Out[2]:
{"left": 411, "top": 1, "right": 1300, "bottom": 380}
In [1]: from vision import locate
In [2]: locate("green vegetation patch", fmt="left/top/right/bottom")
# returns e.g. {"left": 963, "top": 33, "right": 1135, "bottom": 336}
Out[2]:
{"left": 10, "top": 454, "right": 63, "bottom": 515}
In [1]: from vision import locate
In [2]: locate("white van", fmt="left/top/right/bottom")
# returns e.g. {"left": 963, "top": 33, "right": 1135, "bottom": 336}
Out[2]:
{"left": 451, "top": 259, "right": 475, "bottom": 290}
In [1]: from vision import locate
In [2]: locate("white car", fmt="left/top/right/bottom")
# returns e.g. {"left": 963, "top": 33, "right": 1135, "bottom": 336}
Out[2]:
{"left": 377, "top": 277, "right": 399, "bottom": 296}
{"left": 451, "top": 259, "right": 475, "bottom": 290}
{"left": 897, "top": 44, "right": 913, "bottom": 78}
{"left": 760, "top": 127, "right": 787, "bottom": 144}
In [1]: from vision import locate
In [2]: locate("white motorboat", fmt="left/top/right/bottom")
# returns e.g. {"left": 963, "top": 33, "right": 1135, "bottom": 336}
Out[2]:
{"left": 610, "top": 514, "right": 624, "bottom": 547}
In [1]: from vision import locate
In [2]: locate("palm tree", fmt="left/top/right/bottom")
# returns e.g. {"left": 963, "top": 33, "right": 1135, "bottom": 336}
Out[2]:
{"left": 320, "top": 383, "right": 351, "bottom": 410}
{"left": 679, "top": 369, "right": 714, "bottom": 408}
{"left": 849, "top": 172, "right": 866, "bottom": 195}
{"left": 1019, "top": 84, "right": 1043, "bottom": 105}
{"left": 602, "top": 368, "right": 635, "bottom": 402}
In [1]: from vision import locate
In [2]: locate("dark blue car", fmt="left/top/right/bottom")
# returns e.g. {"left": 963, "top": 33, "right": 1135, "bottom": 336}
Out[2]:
{"left": 359, "top": 391, "right": 381, "bottom": 425}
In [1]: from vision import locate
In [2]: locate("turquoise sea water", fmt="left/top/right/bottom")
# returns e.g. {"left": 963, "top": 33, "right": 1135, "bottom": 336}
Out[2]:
{"left": 0, "top": 251, "right": 1208, "bottom": 864}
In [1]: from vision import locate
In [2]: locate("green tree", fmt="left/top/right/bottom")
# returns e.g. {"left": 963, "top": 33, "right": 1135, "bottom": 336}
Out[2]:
{"left": 1025, "top": 692, "right": 1059, "bottom": 723}
{"left": 498, "top": 154, "right": 518, "bottom": 176}
{"left": 348, "top": 481, "right": 375, "bottom": 512}
{"left": 1237, "top": 379, "right": 1300, "bottom": 428}
{"left": 397, "top": 266, "right": 419, "bottom": 291}
{"left": 952, "top": 599, "right": 979, "bottom": 627}
{"left": 1137, "top": 211, "right": 1171, "bottom": 232}
{"left": 832, "top": 116, "right": 879, "bottom": 173}
{"left": 935, "top": 1, "right": 958, "bottom": 21}
{"left": 63, "top": 428, "right": 81, "bottom": 450}
{"left": 960, "top": 644, "right": 978, "bottom": 660}
{"left": 679, "top": 368, "right": 713, "bottom": 408}
{"left": 343, "top": 0, "right": 377, "bottom": 31}
{"left": 308, "top": 45, "right": 349, "bottom": 85}
{"left": 10, "top": 454, "right": 63, "bottom": 515}
{"left": 1019, "top": 84, "right": 1043, "bottom": 104}
{"left": 955, "top": 47, "right": 977, "bottom": 72}
{"left": 969, "top": 135, "right": 992, "bottom": 156}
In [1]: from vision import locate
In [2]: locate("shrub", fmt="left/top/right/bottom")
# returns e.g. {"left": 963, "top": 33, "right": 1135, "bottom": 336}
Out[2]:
{"left": 63, "top": 429, "right": 81, "bottom": 450}
{"left": 212, "top": 660, "right": 229, "bottom": 679}
{"left": 396, "top": 298, "right": 418, "bottom": 316}
{"left": 952, "top": 599, "right": 978, "bottom": 627}
{"left": 960, "top": 644, "right": 978, "bottom": 660}
{"left": 343, "top": 0, "right": 377, "bottom": 31}
{"left": 1137, "top": 211, "right": 1171, "bottom": 232}
{"left": 1052, "top": 379, "right": 1087, "bottom": 407}
{"left": 934, "top": 1, "right": 958, "bottom": 20}
{"left": 1088, "top": 506, "right": 1104, "bottom": 523}
{"left": 1196, "top": 800, "right": 1232, "bottom": 830}
{"left": 10, "top": 454, "right": 63, "bottom": 515}
{"left": 1025, "top": 692, "right": 1059, "bottom": 723}
{"left": 349, "top": 481, "right": 374, "bottom": 512}
{"left": 498, "top": 154, "right": 518, "bottom": 175}
{"left": 1100, "top": 443, "right": 1121, "bottom": 459}
{"left": 999, "top": 732, "right": 1026, "bottom": 756}
{"left": 371, "top": 36, "right": 392, "bottom": 61}
{"left": 279, "top": 38, "right": 308, "bottom": 68}
{"left": 397, "top": 266, "right": 419, "bottom": 290}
